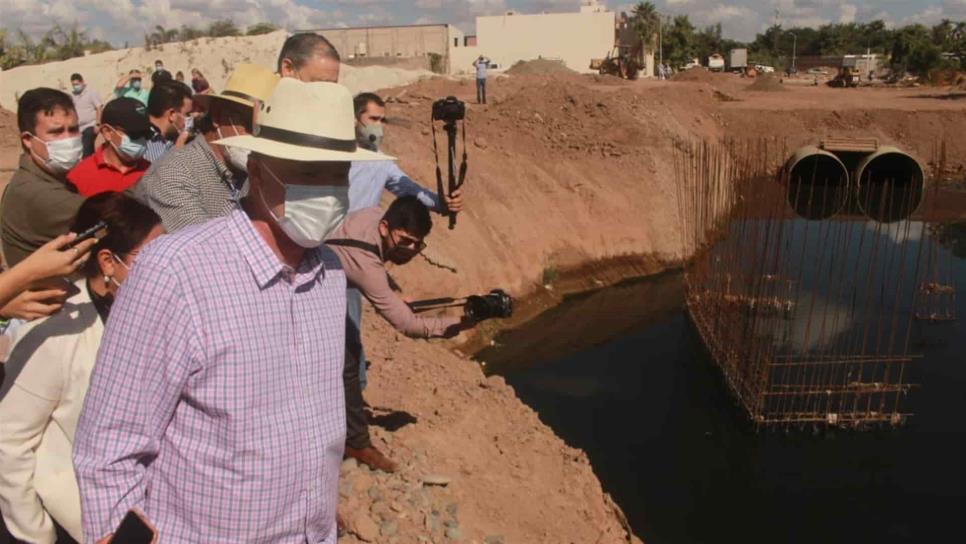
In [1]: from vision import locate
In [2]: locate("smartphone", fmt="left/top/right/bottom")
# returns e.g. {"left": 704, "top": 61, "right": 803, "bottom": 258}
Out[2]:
{"left": 110, "top": 509, "right": 156, "bottom": 544}
{"left": 65, "top": 220, "right": 108, "bottom": 250}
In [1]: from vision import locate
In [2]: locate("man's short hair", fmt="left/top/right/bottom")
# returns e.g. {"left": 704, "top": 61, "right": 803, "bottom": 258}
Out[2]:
{"left": 17, "top": 88, "right": 76, "bottom": 134}
{"left": 155, "top": 59, "right": 163, "bottom": 65}
{"left": 353, "top": 92, "right": 385, "bottom": 117}
{"left": 277, "top": 32, "right": 340, "bottom": 72}
{"left": 70, "top": 73, "right": 83, "bottom": 82}
{"left": 383, "top": 196, "right": 432, "bottom": 239}
{"left": 148, "top": 81, "right": 192, "bottom": 117}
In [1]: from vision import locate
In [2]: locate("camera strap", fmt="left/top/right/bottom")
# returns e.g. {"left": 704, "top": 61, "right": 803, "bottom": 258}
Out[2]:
{"left": 326, "top": 239, "right": 381, "bottom": 258}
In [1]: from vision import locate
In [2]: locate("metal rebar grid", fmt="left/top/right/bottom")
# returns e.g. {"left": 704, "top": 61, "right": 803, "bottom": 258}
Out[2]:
{"left": 674, "top": 139, "right": 947, "bottom": 430}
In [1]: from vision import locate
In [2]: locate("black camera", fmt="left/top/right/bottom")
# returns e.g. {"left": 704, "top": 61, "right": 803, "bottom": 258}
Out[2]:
{"left": 465, "top": 289, "right": 513, "bottom": 321}
{"left": 432, "top": 96, "right": 466, "bottom": 123}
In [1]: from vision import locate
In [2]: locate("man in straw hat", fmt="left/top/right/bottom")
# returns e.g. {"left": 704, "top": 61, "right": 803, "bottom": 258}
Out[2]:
{"left": 73, "top": 77, "right": 393, "bottom": 543}
{"left": 134, "top": 63, "right": 279, "bottom": 232}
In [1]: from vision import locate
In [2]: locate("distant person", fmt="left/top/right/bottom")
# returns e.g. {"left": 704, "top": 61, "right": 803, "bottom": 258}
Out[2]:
{"left": 175, "top": 70, "right": 185, "bottom": 82}
{"left": 145, "top": 80, "right": 193, "bottom": 162}
{"left": 67, "top": 97, "right": 151, "bottom": 197}
{"left": 151, "top": 59, "right": 170, "bottom": 86}
{"left": 135, "top": 63, "right": 278, "bottom": 232}
{"left": 113, "top": 69, "right": 150, "bottom": 105}
{"left": 73, "top": 78, "right": 383, "bottom": 544}
{"left": 190, "top": 68, "right": 211, "bottom": 95}
{"left": 1, "top": 88, "right": 84, "bottom": 267}
{"left": 69, "top": 73, "right": 102, "bottom": 158}
{"left": 277, "top": 32, "right": 341, "bottom": 82}
{"left": 473, "top": 55, "right": 490, "bottom": 104}
{"left": 0, "top": 193, "right": 162, "bottom": 544}
{"left": 327, "top": 197, "right": 479, "bottom": 472}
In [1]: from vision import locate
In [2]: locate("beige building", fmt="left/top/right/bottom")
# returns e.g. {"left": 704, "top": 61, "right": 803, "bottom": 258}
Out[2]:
{"left": 306, "top": 24, "right": 464, "bottom": 72}
{"left": 449, "top": 0, "right": 635, "bottom": 76}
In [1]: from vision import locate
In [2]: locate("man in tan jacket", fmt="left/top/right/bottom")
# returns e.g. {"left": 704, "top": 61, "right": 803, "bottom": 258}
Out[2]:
{"left": 327, "top": 196, "right": 478, "bottom": 472}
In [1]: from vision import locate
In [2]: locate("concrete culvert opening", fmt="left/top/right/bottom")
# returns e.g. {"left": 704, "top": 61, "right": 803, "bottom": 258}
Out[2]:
{"left": 855, "top": 149, "right": 925, "bottom": 223}
{"left": 784, "top": 147, "right": 850, "bottom": 220}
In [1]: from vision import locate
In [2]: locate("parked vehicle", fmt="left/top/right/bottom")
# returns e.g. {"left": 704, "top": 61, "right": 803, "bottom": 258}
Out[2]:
{"left": 729, "top": 48, "right": 748, "bottom": 71}
{"left": 708, "top": 54, "right": 726, "bottom": 72}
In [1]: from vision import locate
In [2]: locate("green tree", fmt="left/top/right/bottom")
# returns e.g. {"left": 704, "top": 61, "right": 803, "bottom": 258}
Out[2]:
{"left": 178, "top": 25, "right": 204, "bottom": 41}
{"left": 892, "top": 24, "right": 943, "bottom": 76}
{"left": 207, "top": 19, "right": 240, "bottom": 38}
{"left": 664, "top": 15, "right": 697, "bottom": 68}
{"left": 246, "top": 22, "right": 278, "bottom": 36}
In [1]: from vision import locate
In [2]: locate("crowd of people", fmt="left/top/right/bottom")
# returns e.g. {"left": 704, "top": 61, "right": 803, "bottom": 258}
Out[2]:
{"left": 0, "top": 32, "right": 477, "bottom": 544}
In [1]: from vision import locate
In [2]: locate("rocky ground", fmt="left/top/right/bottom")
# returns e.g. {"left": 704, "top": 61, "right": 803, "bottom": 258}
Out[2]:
{"left": 340, "top": 309, "right": 638, "bottom": 544}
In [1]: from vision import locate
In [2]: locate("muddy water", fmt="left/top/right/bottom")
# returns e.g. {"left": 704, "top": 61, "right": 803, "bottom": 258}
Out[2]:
{"left": 477, "top": 224, "right": 966, "bottom": 544}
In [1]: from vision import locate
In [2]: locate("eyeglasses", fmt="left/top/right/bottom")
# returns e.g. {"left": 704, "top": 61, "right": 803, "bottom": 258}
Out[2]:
{"left": 392, "top": 232, "right": 426, "bottom": 252}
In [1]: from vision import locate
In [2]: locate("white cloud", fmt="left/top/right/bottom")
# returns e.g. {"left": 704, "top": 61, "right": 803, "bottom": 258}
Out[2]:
{"left": 0, "top": 0, "right": 955, "bottom": 46}
{"left": 839, "top": 3, "right": 857, "bottom": 24}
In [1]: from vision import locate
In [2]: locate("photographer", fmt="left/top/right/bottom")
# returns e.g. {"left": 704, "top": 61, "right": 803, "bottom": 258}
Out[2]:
{"left": 327, "top": 196, "right": 476, "bottom": 472}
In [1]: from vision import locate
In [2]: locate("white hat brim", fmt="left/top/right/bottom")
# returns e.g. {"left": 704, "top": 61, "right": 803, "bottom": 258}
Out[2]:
{"left": 214, "top": 135, "right": 395, "bottom": 162}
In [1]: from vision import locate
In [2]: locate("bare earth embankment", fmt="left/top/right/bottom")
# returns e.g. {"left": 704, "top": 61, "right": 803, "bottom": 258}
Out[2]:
{"left": 2, "top": 47, "right": 966, "bottom": 543}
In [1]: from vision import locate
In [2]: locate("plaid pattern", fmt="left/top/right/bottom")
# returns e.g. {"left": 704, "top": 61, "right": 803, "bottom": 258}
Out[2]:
{"left": 73, "top": 210, "right": 347, "bottom": 543}
{"left": 135, "top": 136, "right": 245, "bottom": 233}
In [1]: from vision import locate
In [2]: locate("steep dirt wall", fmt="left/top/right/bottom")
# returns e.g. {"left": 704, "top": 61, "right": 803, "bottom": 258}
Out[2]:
{"left": 372, "top": 74, "right": 966, "bottom": 313}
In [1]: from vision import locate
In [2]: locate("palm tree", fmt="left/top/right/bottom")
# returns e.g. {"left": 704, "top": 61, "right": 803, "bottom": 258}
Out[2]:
{"left": 630, "top": 1, "right": 661, "bottom": 48}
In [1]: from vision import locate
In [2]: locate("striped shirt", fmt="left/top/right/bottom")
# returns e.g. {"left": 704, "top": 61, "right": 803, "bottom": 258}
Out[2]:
{"left": 73, "top": 209, "right": 347, "bottom": 543}
{"left": 134, "top": 136, "right": 245, "bottom": 232}
{"left": 144, "top": 125, "right": 173, "bottom": 163}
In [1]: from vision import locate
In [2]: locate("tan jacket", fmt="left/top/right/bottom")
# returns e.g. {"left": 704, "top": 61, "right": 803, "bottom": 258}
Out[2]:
{"left": 0, "top": 280, "right": 103, "bottom": 543}
{"left": 327, "top": 208, "right": 461, "bottom": 338}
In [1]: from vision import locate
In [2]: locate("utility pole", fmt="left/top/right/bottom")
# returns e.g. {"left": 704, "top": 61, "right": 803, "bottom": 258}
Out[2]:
{"left": 790, "top": 32, "right": 797, "bottom": 72}
{"left": 658, "top": 16, "right": 663, "bottom": 69}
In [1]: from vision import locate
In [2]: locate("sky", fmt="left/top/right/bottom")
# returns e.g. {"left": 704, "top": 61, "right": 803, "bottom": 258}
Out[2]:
{"left": 0, "top": 0, "right": 961, "bottom": 47}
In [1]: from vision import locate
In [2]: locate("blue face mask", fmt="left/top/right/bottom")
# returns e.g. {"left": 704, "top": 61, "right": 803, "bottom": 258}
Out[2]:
{"left": 72, "top": 83, "right": 83, "bottom": 95}
{"left": 131, "top": 79, "right": 142, "bottom": 90}
{"left": 110, "top": 129, "right": 147, "bottom": 162}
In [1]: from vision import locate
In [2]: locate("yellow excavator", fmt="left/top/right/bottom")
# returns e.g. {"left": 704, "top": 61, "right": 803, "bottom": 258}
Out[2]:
{"left": 590, "top": 17, "right": 645, "bottom": 79}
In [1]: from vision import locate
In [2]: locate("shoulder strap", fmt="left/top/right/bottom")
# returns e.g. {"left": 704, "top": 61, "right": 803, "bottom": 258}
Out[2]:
{"left": 326, "top": 238, "right": 381, "bottom": 258}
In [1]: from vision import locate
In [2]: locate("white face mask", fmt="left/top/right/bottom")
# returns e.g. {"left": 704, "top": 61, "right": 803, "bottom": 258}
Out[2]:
{"left": 217, "top": 122, "right": 250, "bottom": 173}
{"left": 259, "top": 164, "right": 349, "bottom": 248}
{"left": 30, "top": 134, "right": 82, "bottom": 174}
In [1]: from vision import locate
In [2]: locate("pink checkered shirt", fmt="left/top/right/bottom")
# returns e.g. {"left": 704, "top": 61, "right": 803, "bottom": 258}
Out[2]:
{"left": 73, "top": 209, "right": 346, "bottom": 543}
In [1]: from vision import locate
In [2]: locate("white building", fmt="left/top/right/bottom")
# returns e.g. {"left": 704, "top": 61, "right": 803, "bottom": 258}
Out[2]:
{"left": 448, "top": 0, "right": 622, "bottom": 75}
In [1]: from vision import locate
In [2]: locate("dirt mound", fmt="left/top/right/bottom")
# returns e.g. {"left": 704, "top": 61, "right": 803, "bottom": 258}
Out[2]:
{"left": 506, "top": 58, "right": 576, "bottom": 76}
{"left": 745, "top": 74, "right": 787, "bottom": 92}
{"left": 673, "top": 68, "right": 715, "bottom": 82}
{"left": 0, "top": 107, "right": 17, "bottom": 148}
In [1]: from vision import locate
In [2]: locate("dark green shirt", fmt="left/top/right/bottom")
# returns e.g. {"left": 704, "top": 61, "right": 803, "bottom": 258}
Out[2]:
{"left": 1, "top": 155, "right": 84, "bottom": 267}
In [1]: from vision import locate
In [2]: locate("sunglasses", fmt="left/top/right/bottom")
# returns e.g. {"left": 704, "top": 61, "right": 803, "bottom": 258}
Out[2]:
{"left": 392, "top": 232, "right": 426, "bottom": 252}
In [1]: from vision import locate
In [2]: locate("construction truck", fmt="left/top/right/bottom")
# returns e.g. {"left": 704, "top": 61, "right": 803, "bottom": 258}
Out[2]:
{"left": 828, "top": 66, "right": 861, "bottom": 88}
{"left": 590, "top": 14, "right": 645, "bottom": 79}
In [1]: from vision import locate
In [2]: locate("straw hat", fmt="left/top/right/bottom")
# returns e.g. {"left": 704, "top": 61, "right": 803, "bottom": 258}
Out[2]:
{"left": 215, "top": 78, "right": 393, "bottom": 162}
{"left": 195, "top": 63, "right": 279, "bottom": 109}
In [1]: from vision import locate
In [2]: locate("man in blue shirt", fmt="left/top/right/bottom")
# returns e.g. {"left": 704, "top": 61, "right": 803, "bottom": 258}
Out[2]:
{"left": 349, "top": 92, "right": 463, "bottom": 214}
{"left": 473, "top": 56, "right": 490, "bottom": 104}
